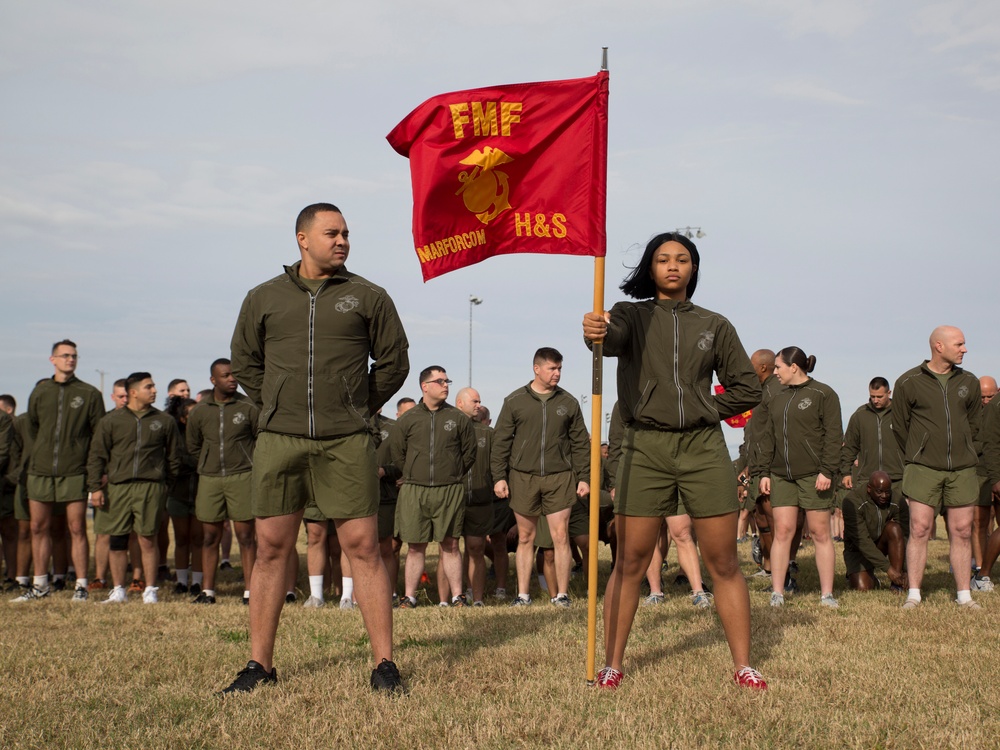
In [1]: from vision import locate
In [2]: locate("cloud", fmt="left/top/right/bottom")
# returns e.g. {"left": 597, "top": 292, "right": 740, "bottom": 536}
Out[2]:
{"left": 912, "top": 1, "right": 1000, "bottom": 91}
{"left": 772, "top": 79, "right": 865, "bottom": 106}
{"left": 738, "top": 0, "right": 871, "bottom": 37}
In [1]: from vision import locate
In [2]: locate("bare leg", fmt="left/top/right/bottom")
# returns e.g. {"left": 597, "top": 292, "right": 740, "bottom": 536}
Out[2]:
{"left": 16, "top": 520, "right": 32, "bottom": 578}
{"left": 644, "top": 521, "right": 668, "bottom": 595}
{"left": 545, "top": 506, "right": 573, "bottom": 596}
{"left": 603, "top": 515, "right": 663, "bottom": 672}
{"left": 28, "top": 500, "right": 53, "bottom": 579}
{"left": 234, "top": 520, "right": 256, "bottom": 590}
{"left": 94, "top": 534, "right": 109, "bottom": 582}
{"left": 379, "top": 535, "right": 400, "bottom": 596}
{"left": 439, "top": 536, "right": 463, "bottom": 601}
{"left": 202, "top": 522, "right": 222, "bottom": 592}
{"left": 973, "top": 504, "right": 990, "bottom": 569}
{"left": 403, "top": 542, "right": 427, "bottom": 600}
{"left": 666, "top": 514, "right": 703, "bottom": 591}
{"left": 945, "top": 505, "right": 974, "bottom": 593}
{"left": 806, "top": 510, "right": 835, "bottom": 596}
{"left": 137, "top": 534, "right": 159, "bottom": 586}
{"left": 906, "top": 500, "right": 936, "bottom": 592}
{"left": 249, "top": 512, "right": 303, "bottom": 671}
{"left": 488, "top": 531, "right": 510, "bottom": 591}
{"left": 513, "top": 512, "right": 539, "bottom": 598}
{"left": 770, "top": 506, "right": 798, "bottom": 595}
{"left": 334, "top": 515, "right": 393, "bottom": 664}
{"left": 691, "top": 513, "right": 751, "bottom": 669}
{"left": 172, "top": 515, "right": 191, "bottom": 577}
{"left": 465, "top": 534, "right": 487, "bottom": 601}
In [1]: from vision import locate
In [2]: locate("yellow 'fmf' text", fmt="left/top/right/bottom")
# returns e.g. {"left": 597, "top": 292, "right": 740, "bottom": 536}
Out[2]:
{"left": 450, "top": 102, "right": 523, "bottom": 139}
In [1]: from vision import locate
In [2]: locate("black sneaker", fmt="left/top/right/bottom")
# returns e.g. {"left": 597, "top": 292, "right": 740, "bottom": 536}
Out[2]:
{"left": 784, "top": 572, "right": 798, "bottom": 594}
{"left": 674, "top": 574, "right": 689, "bottom": 588}
{"left": 219, "top": 661, "right": 277, "bottom": 696}
{"left": 193, "top": 591, "right": 216, "bottom": 604}
{"left": 2, "top": 578, "right": 17, "bottom": 592}
{"left": 370, "top": 658, "right": 404, "bottom": 692}
{"left": 190, "top": 582, "right": 202, "bottom": 597}
{"left": 220, "top": 561, "right": 233, "bottom": 571}
{"left": 242, "top": 595, "right": 250, "bottom": 605}
{"left": 51, "top": 578, "right": 67, "bottom": 592}
{"left": 174, "top": 582, "right": 189, "bottom": 595}
{"left": 788, "top": 560, "right": 799, "bottom": 575}
{"left": 285, "top": 592, "right": 297, "bottom": 604}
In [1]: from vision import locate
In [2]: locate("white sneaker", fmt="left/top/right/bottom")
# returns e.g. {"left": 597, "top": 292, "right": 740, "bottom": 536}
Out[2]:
{"left": 102, "top": 586, "right": 127, "bottom": 604}
{"left": 494, "top": 588, "right": 507, "bottom": 600}
{"left": 820, "top": 594, "right": 839, "bottom": 609}
{"left": 769, "top": 592, "right": 784, "bottom": 607}
{"left": 302, "top": 596, "right": 325, "bottom": 609}
{"left": 339, "top": 598, "right": 355, "bottom": 610}
{"left": 142, "top": 587, "right": 159, "bottom": 604}
{"left": 972, "top": 576, "right": 995, "bottom": 592}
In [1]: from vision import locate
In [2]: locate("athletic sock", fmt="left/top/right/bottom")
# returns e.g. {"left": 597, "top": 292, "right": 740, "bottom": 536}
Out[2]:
{"left": 908, "top": 588, "right": 922, "bottom": 603}
{"left": 203, "top": 589, "right": 216, "bottom": 598}
{"left": 192, "top": 571, "right": 203, "bottom": 586}
{"left": 76, "top": 578, "right": 88, "bottom": 589}
{"left": 16, "top": 576, "right": 29, "bottom": 586}
{"left": 243, "top": 589, "right": 251, "bottom": 600}
{"left": 341, "top": 576, "right": 354, "bottom": 602}
{"left": 177, "top": 568, "right": 190, "bottom": 586}
{"left": 144, "top": 585, "right": 156, "bottom": 594}
{"left": 220, "top": 558, "right": 230, "bottom": 566}
{"left": 956, "top": 589, "right": 972, "bottom": 604}
{"left": 309, "top": 575, "right": 324, "bottom": 600}
{"left": 34, "top": 575, "right": 49, "bottom": 590}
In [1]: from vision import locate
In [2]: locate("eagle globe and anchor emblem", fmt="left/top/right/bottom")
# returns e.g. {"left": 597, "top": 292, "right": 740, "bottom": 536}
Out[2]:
{"left": 455, "top": 147, "right": 514, "bottom": 225}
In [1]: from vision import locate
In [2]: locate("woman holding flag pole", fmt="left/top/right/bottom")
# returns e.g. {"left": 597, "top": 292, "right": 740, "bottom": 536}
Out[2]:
{"left": 582, "top": 231, "right": 768, "bottom": 690}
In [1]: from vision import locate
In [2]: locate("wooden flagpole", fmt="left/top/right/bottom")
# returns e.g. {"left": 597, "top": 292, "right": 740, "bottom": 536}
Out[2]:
{"left": 586, "top": 47, "right": 609, "bottom": 685}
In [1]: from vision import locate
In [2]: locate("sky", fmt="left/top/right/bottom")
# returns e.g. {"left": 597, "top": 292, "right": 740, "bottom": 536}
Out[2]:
{"left": 2, "top": 1, "right": 998, "bottom": 453}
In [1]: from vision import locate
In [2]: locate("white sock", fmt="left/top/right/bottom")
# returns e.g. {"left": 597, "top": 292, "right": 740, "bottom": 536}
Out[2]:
{"left": 76, "top": 578, "right": 88, "bottom": 589}
{"left": 908, "top": 588, "right": 921, "bottom": 602}
{"left": 957, "top": 589, "right": 972, "bottom": 604}
{"left": 309, "top": 575, "right": 324, "bottom": 600}
{"left": 144, "top": 585, "right": 156, "bottom": 593}
{"left": 243, "top": 590, "right": 250, "bottom": 599}
{"left": 34, "top": 575, "right": 48, "bottom": 590}
{"left": 192, "top": 571, "right": 203, "bottom": 586}
{"left": 16, "top": 576, "right": 29, "bottom": 586}
{"left": 342, "top": 577, "right": 354, "bottom": 601}
{"left": 221, "top": 558, "right": 230, "bottom": 566}
{"left": 203, "top": 589, "right": 215, "bottom": 598}
{"left": 177, "top": 568, "right": 190, "bottom": 586}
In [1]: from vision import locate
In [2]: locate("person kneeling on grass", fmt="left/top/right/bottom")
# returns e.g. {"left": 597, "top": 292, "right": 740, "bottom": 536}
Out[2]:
{"left": 843, "top": 471, "right": 908, "bottom": 592}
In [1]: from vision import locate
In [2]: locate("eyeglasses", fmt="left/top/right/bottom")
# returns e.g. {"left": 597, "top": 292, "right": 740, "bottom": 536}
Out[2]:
{"left": 423, "top": 378, "right": 452, "bottom": 386}
{"left": 53, "top": 354, "right": 79, "bottom": 360}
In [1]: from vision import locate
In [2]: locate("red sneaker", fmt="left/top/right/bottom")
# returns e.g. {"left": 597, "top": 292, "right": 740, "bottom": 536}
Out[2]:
{"left": 88, "top": 579, "right": 108, "bottom": 592}
{"left": 734, "top": 666, "right": 768, "bottom": 690}
{"left": 594, "top": 666, "right": 623, "bottom": 690}
{"left": 128, "top": 579, "right": 145, "bottom": 594}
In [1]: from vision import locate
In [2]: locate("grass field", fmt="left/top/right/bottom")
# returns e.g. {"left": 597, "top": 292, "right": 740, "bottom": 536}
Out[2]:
{"left": 2, "top": 519, "right": 998, "bottom": 750}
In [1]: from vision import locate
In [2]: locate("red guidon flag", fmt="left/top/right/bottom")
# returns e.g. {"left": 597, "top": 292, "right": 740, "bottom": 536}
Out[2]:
{"left": 714, "top": 385, "right": 753, "bottom": 429}
{"left": 387, "top": 71, "right": 608, "bottom": 281}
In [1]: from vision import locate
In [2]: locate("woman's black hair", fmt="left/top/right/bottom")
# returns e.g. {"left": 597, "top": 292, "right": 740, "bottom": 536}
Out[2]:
{"left": 777, "top": 347, "right": 816, "bottom": 374}
{"left": 165, "top": 395, "right": 197, "bottom": 425}
{"left": 620, "top": 232, "right": 700, "bottom": 300}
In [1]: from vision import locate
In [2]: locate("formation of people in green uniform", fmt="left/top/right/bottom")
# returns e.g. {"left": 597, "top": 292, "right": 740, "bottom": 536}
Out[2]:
{"left": 3, "top": 205, "right": 999, "bottom": 697}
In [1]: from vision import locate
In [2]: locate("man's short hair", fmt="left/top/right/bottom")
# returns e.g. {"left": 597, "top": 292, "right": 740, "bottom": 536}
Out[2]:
{"left": 475, "top": 405, "right": 491, "bottom": 424}
{"left": 419, "top": 366, "right": 447, "bottom": 384}
{"left": 869, "top": 377, "right": 890, "bottom": 391}
{"left": 210, "top": 358, "right": 231, "bottom": 375}
{"left": 126, "top": 372, "right": 153, "bottom": 392}
{"left": 0, "top": 394, "right": 16, "bottom": 411}
{"left": 533, "top": 347, "right": 563, "bottom": 366}
{"left": 112, "top": 378, "right": 127, "bottom": 390}
{"left": 198, "top": 389, "right": 213, "bottom": 401}
{"left": 397, "top": 397, "right": 416, "bottom": 409}
{"left": 296, "top": 203, "right": 342, "bottom": 234}
{"left": 51, "top": 339, "right": 77, "bottom": 354}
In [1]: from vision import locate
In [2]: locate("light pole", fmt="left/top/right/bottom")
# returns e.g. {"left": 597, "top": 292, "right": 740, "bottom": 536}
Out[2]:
{"left": 95, "top": 369, "right": 107, "bottom": 399}
{"left": 469, "top": 295, "right": 482, "bottom": 386}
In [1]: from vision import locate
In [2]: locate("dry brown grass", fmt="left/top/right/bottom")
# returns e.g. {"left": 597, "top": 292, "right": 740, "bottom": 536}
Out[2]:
{"left": 1, "top": 520, "right": 999, "bottom": 749}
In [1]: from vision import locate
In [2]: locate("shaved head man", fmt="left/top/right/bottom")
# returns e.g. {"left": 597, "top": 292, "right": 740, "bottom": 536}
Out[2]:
{"left": 980, "top": 376, "right": 998, "bottom": 407}
{"left": 843, "top": 471, "right": 908, "bottom": 591}
{"left": 893, "top": 326, "right": 983, "bottom": 609}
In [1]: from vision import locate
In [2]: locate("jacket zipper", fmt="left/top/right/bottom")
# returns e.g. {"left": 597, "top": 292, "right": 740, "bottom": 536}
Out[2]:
{"left": 940, "top": 380, "right": 953, "bottom": 471}
{"left": 540, "top": 400, "right": 547, "bottom": 476}
{"left": 781, "top": 394, "right": 793, "bottom": 480}
{"left": 429, "top": 410, "right": 436, "bottom": 486}
{"left": 132, "top": 414, "right": 143, "bottom": 478}
{"left": 307, "top": 293, "right": 317, "bottom": 439}
{"left": 672, "top": 309, "right": 684, "bottom": 426}
{"left": 218, "top": 404, "right": 227, "bottom": 477}
{"left": 53, "top": 386, "right": 65, "bottom": 474}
